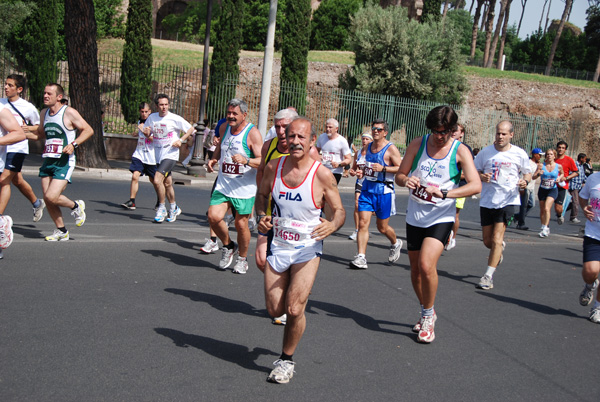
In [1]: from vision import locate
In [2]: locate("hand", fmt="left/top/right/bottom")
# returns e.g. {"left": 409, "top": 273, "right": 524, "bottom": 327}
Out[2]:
{"left": 311, "top": 217, "right": 335, "bottom": 241}
{"left": 584, "top": 205, "right": 595, "bottom": 222}
{"left": 356, "top": 169, "right": 364, "bottom": 179}
{"left": 518, "top": 179, "right": 527, "bottom": 189}
{"left": 172, "top": 139, "right": 182, "bottom": 148}
{"left": 231, "top": 153, "right": 247, "bottom": 165}
{"left": 349, "top": 169, "right": 357, "bottom": 177}
{"left": 62, "top": 143, "right": 75, "bottom": 155}
{"left": 258, "top": 216, "right": 273, "bottom": 233}
{"left": 143, "top": 127, "right": 152, "bottom": 137}
{"left": 207, "top": 159, "right": 217, "bottom": 173}
{"left": 480, "top": 172, "right": 492, "bottom": 183}
{"left": 405, "top": 176, "right": 420, "bottom": 190}
{"left": 371, "top": 163, "right": 383, "bottom": 172}
{"left": 426, "top": 186, "right": 442, "bottom": 198}
{"left": 331, "top": 161, "right": 340, "bottom": 168}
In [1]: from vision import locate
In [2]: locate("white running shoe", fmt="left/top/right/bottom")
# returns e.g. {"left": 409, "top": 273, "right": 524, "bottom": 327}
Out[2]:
{"left": 166, "top": 206, "right": 182, "bottom": 222}
{"left": 0, "top": 215, "right": 14, "bottom": 249}
{"left": 557, "top": 216, "right": 564, "bottom": 225}
{"left": 232, "top": 257, "right": 248, "bottom": 274}
{"left": 225, "top": 214, "right": 235, "bottom": 227}
{"left": 477, "top": 275, "right": 494, "bottom": 290}
{"left": 154, "top": 207, "right": 167, "bottom": 223}
{"left": 45, "top": 229, "right": 69, "bottom": 242}
{"left": 267, "top": 359, "right": 295, "bottom": 384}
{"left": 579, "top": 279, "right": 599, "bottom": 306}
{"left": 272, "top": 313, "right": 287, "bottom": 325}
{"left": 417, "top": 314, "right": 437, "bottom": 343}
{"left": 388, "top": 239, "right": 402, "bottom": 263}
{"left": 413, "top": 310, "right": 436, "bottom": 333}
{"left": 589, "top": 306, "right": 600, "bottom": 324}
{"left": 71, "top": 200, "right": 86, "bottom": 227}
{"left": 445, "top": 236, "right": 456, "bottom": 251}
{"left": 348, "top": 230, "right": 358, "bottom": 241}
{"left": 33, "top": 199, "right": 46, "bottom": 222}
{"left": 219, "top": 242, "right": 238, "bottom": 269}
{"left": 248, "top": 217, "right": 257, "bottom": 232}
{"left": 200, "top": 238, "right": 219, "bottom": 254}
{"left": 350, "top": 254, "right": 368, "bottom": 269}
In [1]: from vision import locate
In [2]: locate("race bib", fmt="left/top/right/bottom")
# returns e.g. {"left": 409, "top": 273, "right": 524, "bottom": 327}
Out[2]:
{"left": 364, "top": 161, "right": 378, "bottom": 181}
{"left": 540, "top": 178, "right": 555, "bottom": 189}
{"left": 410, "top": 185, "right": 437, "bottom": 205}
{"left": 222, "top": 162, "right": 242, "bottom": 176}
{"left": 272, "top": 217, "right": 314, "bottom": 248}
{"left": 43, "top": 138, "right": 64, "bottom": 158}
{"left": 321, "top": 151, "right": 339, "bottom": 167}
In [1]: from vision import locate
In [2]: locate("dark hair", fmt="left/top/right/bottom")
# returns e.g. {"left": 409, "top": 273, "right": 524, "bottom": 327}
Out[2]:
{"left": 46, "top": 83, "right": 64, "bottom": 96}
{"left": 372, "top": 118, "right": 389, "bottom": 132}
{"left": 155, "top": 93, "right": 169, "bottom": 104}
{"left": 578, "top": 153, "right": 586, "bottom": 160}
{"left": 7, "top": 74, "right": 26, "bottom": 91}
{"left": 425, "top": 106, "right": 458, "bottom": 131}
{"left": 557, "top": 140, "right": 568, "bottom": 149}
{"left": 139, "top": 102, "right": 151, "bottom": 110}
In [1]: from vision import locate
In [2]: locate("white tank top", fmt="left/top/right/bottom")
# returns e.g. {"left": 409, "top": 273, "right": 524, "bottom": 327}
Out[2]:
{"left": 43, "top": 105, "right": 77, "bottom": 166}
{"left": 215, "top": 123, "right": 257, "bottom": 199}
{"left": 271, "top": 156, "right": 323, "bottom": 249}
{"left": 406, "top": 135, "right": 461, "bottom": 228}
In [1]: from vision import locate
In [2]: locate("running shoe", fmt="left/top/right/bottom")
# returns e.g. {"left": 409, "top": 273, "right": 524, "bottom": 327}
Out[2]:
{"left": 225, "top": 214, "right": 235, "bottom": 227}
{"left": 445, "top": 236, "right": 456, "bottom": 251}
{"left": 33, "top": 199, "right": 46, "bottom": 222}
{"left": 0, "top": 249, "right": 3, "bottom": 259}
{"left": 154, "top": 207, "right": 167, "bottom": 223}
{"left": 388, "top": 239, "right": 402, "bottom": 263}
{"left": 166, "top": 206, "right": 182, "bottom": 222}
{"left": 417, "top": 314, "right": 437, "bottom": 343}
{"left": 232, "top": 257, "right": 248, "bottom": 274}
{"left": 348, "top": 230, "right": 358, "bottom": 241}
{"left": 121, "top": 200, "right": 136, "bottom": 210}
{"left": 71, "top": 200, "right": 86, "bottom": 227}
{"left": 272, "top": 314, "right": 287, "bottom": 325}
{"left": 248, "top": 217, "right": 257, "bottom": 232}
{"left": 570, "top": 217, "right": 581, "bottom": 223}
{"left": 590, "top": 306, "right": 600, "bottom": 324}
{"left": 516, "top": 224, "right": 529, "bottom": 230}
{"left": 477, "top": 275, "right": 494, "bottom": 290}
{"left": 413, "top": 310, "right": 436, "bottom": 333}
{"left": 267, "top": 359, "right": 295, "bottom": 384}
{"left": 0, "top": 215, "right": 14, "bottom": 249}
{"left": 200, "top": 238, "right": 219, "bottom": 254}
{"left": 219, "top": 242, "right": 238, "bottom": 269}
{"left": 350, "top": 254, "right": 368, "bottom": 269}
{"left": 557, "top": 216, "right": 564, "bottom": 225}
{"left": 45, "top": 229, "right": 69, "bottom": 242}
{"left": 579, "top": 279, "right": 599, "bottom": 306}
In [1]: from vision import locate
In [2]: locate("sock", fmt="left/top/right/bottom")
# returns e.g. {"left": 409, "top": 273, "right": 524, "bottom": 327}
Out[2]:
{"left": 485, "top": 266, "right": 496, "bottom": 277}
{"left": 130, "top": 198, "right": 135, "bottom": 203}
{"left": 33, "top": 199, "right": 41, "bottom": 208}
{"left": 170, "top": 202, "right": 176, "bottom": 211}
{"left": 423, "top": 306, "right": 434, "bottom": 317}
{"left": 71, "top": 201, "right": 78, "bottom": 210}
{"left": 357, "top": 253, "right": 365, "bottom": 258}
{"left": 210, "top": 236, "right": 217, "bottom": 242}
{"left": 593, "top": 300, "right": 600, "bottom": 309}
{"left": 238, "top": 256, "right": 246, "bottom": 261}
{"left": 280, "top": 352, "right": 293, "bottom": 362}
{"left": 158, "top": 203, "right": 165, "bottom": 210}
{"left": 420, "top": 304, "right": 425, "bottom": 316}
{"left": 58, "top": 227, "right": 67, "bottom": 233}
{"left": 225, "top": 242, "right": 235, "bottom": 250}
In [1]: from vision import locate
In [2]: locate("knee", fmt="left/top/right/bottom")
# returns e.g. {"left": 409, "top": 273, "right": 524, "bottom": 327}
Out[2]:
{"left": 207, "top": 209, "right": 222, "bottom": 226}
{"left": 376, "top": 221, "right": 388, "bottom": 233}
{"left": 235, "top": 216, "right": 249, "bottom": 231}
{"left": 286, "top": 301, "right": 306, "bottom": 319}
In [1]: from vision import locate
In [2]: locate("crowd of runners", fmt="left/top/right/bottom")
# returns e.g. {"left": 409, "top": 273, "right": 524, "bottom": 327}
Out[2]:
{"left": 1, "top": 75, "right": 599, "bottom": 385}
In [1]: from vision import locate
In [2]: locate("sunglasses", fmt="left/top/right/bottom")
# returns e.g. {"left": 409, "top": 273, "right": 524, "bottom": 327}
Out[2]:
{"left": 371, "top": 127, "right": 385, "bottom": 132}
{"left": 431, "top": 128, "right": 452, "bottom": 135}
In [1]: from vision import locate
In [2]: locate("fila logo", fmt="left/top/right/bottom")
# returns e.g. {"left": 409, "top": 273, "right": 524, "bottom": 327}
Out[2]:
{"left": 279, "top": 192, "right": 303, "bottom": 201}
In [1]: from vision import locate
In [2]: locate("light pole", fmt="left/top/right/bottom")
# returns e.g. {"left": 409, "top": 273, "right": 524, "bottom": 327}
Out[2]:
{"left": 188, "top": 0, "right": 213, "bottom": 177}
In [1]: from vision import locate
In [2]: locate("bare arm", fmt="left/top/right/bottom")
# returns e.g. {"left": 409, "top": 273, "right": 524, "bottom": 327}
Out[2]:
{"left": 395, "top": 138, "right": 422, "bottom": 189}
{"left": 256, "top": 159, "right": 278, "bottom": 234}
{"left": 311, "top": 166, "right": 345, "bottom": 241}
{"left": 0, "top": 108, "right": 26, "bottom": 145}
{"left": 63, "top": 107, "right": 93, "bottom": 155}
{"left": 439, "top": 145, "right": 481, "bottom": 199}
{"left": 383, "top": 144, "right": 403, "bottom": 174}
{"left": 256, "top": 139, "right": 272, "bottom": 187}
{"left": 30, "top": 108, "right": 48, "bottom": 141}
{"left": 231, "top": 126, "right": 262, "bottom": 168}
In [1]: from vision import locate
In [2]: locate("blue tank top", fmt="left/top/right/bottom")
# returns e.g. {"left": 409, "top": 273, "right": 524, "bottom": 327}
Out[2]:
{"left": 540, "top": 163, "right": 559, "bottom": 189}
{"left": 362, "top": 142, "right": 395, "bottom": 195}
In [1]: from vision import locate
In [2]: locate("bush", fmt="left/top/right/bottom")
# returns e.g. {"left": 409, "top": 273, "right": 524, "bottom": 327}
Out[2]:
{"left": 94, "top": 0, "right": 125, "bottom": 39}
{"left": 309, "top": 0, "right": 361, "bottom": 51}
{"left": 161, "top": 1, "right": 220, "bottom": 45}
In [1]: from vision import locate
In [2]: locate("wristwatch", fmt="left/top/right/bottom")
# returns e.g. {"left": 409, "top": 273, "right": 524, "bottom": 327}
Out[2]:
{"left": 441, "top": 189, "right": 448, "bottom": 200}
{"left": 71, "top": 141, "right": 79, "bottom": 149}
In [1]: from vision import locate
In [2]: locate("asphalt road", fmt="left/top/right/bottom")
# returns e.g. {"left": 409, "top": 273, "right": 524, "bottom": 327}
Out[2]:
{"left": 1, "top": 171, "right": 598, "bottom": 401}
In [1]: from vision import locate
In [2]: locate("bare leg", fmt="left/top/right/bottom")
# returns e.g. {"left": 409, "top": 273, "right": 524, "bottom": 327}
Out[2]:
{"left": 234, "top": 214, "right": 250, "bottom": 258}
{"left": 482, "top": 222, "right": 506, "bottom": 268}
{"left": 13, "top": 172, "right": 38, "bottom": 204}
{"left": 41, "top": 177, "right": 73, "bottom": 229}
{"left": 208, "top": 202, "right": 231, "bottom": 246}
{"left": 129, "top": 171, "right": 141, "bottom": 199}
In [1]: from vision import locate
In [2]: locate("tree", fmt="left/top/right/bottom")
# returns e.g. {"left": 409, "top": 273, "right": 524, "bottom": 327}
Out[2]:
{"left": 0, "top": 1, "right": 34, "bottom": 45}
{"left": 496, "top": 0, "right": 513, "bottom": 69}
{"left": 539, "top": 0, "right": 549, "bottom": 32}
{"left": 482, "top": 0, "right": 497, "bottom": 67}
{"left": 241, "top": 0, "right": 284, "bottom": 50}
{"left": 341, "top": 4, "right": 468, "bottom": 104}
{"left": 208, "top": 0, "right": 244, "bottom": 121}
{"left": 422, "top": 0, "right": 443, "bottom": 22}
{"left": 545, "top": 0, "right": 573, "bottom": 75}
{"left": 485, "top": 0, "right": 509, "bottom": 67}
{"left": 120, "top": 0, "right": 153, "bottom": 124}
{"left": 93, "top": 0, "right": 125, "bottom": 38}
{"left": 64, "top": 0, "right": 108, "bottom": 168}
{"left": 279, "top": 0, "right": 311, "bottom": 114}
{"left": 585, "top": 3, "right": 600, "bottom": 81}
{"left": 7, "top": 0, "right": 59, "bottom": 108}
{"left": 470, "top": 0, "right": 486, "bottom": 61}
{"left": 446, "top": 9, "right": 474, "bottom": 56}
{"left": 309, "top": 0, "right": 361, "bottom": 50}
{"left": 516, "top": 0, "right": 528, "bottom": 37}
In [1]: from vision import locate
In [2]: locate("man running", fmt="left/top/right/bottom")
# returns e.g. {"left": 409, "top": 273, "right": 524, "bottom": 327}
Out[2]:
{"left": 121, "top": 102, "right": 156, "bottom": 210}
{"left": 143, "top": 94, "right": 194, "bottom": 223}
{"left": 474, "top": 120, "right": 531, "bottom": 290}
{"left": 206, "top": 99, "right": 262, "bottom": 273}
{"left": 0, "top": 101, "right": 27, "bottom": 256}
{"left": 350, "top": 118, "right": 403, "bottom": 269}
{"left": 554, "top": 140, "right": 579, "bottom": 225}
{"left": 32, "top": 83, "right": 94, "bottom": 241}
{"left": 315, "top": 118, "right": 352, "bottom": 184}
{"left": 0, "top": 74, "right": 45, "bottom": 222}
{"left": 255, "top": 117, "right": 345, "bottom": 384}
{"left": 396, "top": 106, "right": 480, "bottom": 343}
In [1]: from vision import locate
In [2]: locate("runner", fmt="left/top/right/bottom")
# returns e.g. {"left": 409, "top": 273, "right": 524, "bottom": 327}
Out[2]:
{"left": 347, "top": 132, "right": 373, "bottom": 240}
{"left": 532, "top": 148, "right": 564, "bottom": 238}
{"left": 396, "top": 106, "right": 480, "bottom": 343}
{"left": 255, "top": 117, "right": 345, "bottom": 383}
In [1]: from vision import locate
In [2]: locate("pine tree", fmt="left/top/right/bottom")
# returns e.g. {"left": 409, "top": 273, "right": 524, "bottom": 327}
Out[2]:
{"left": 8, "top": 0, "right": 59, "bottom": 107}
{"left": 422, "top": 0, "right": 443, "bottom": 22}
{"left": 120, "top": 0, "right": 153, "bottom": 124}
{"left": 279, "top": 0, "right": 311, "bottom": 114}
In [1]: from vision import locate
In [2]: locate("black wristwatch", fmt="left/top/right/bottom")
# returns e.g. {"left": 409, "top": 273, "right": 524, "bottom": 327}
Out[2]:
{"left": 441, "top": 189, "right": 448, "bottom": 200}
{"left": 71, "top": 141, "right": 79, "bottom": 149}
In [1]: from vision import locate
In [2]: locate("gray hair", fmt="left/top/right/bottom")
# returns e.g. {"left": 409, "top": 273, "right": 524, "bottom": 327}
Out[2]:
{"left": 326, "top": 118, "right": 339, "bottom": 128}
{"left": 228, "top": 98, "right": 248, "bottom": 114}
{"left": 286, "top": 116, "right": 317, "bottom": 138}
{"left": 274, "top": 108, "right": 298, "bottom": 122}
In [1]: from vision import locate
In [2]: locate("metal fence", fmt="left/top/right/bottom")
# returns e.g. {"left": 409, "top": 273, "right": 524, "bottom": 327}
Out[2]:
{"left": 0, "top": 49, "right": 585, "bottom": 157}
{"left": 467, "top": 59, "right": 597, "bottom": 82}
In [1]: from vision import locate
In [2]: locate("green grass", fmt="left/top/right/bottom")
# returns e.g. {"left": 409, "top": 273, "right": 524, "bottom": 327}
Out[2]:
{"left": 463, "top": 66, "right": 600, "bottom": 89}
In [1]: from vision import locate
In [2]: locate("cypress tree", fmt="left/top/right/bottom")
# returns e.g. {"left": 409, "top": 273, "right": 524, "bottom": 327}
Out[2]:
{"left": 421, "top": 0, "right": 443, "bottom": 22}
{"left": 207, "top": 0, "right": 244, "bottom": 121}
{"left": 279, "top": 0, "right": 311, "bottom": 114}
{"left": 120, "top": 0, "right": 153, "bottom": 124}
{"left": 8, "top": 0, "right": 59, "bottom": 107}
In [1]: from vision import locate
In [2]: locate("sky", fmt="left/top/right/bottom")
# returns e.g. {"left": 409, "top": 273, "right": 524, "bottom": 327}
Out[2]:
{"left": 504, "top": 0, "right": 590, "bottom": 39}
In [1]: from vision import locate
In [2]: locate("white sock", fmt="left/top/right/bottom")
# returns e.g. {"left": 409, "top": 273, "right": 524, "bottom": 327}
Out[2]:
{"left": 170, "top": 202, "right": 176, "bottom": 211}
{"left": 485, "top": 266, "right": 496, "bottom": 277}
{"left": 423, "top": 306, "right": 435, "bottom": 317}
{"left": 357, "top": 253, "right": 365, "bottom": 258}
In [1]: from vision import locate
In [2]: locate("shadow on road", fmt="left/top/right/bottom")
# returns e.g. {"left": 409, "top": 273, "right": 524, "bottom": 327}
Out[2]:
{"left": 165, "top": 288, "right": 268, "bottom": 318}
{"left": 12, "top": 224, "right": 44, "bottom": 239}
{"left": 141, "top": 249, "right": 218, "bottom": 269}
{"left": 155, "top": 328, "right": 277, "bottom": 373}
{"left": 476, "top": 291, "right": 582, "bottom": 318}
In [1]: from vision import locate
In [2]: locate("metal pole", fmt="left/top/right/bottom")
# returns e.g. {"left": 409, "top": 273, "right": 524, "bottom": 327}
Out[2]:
{"left": 188, "top": 0, "right": 213, "bottom": 176}
{"left": 257, "top": 0, "right": 278, "bottom": 139}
